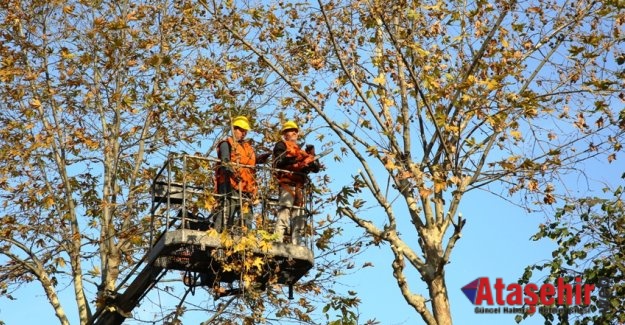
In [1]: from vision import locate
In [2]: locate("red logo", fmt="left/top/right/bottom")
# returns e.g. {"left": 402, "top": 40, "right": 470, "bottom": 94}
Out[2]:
{"left": 462, "top": 277, "right": 595, "bottom": 314}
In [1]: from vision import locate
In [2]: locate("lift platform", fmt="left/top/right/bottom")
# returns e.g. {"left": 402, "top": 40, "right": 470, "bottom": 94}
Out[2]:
{"left": 89, "top": 153, "right": 317, "bottom": 324}
{"left": 152, "top": 229, "right": 314, "bottom": 286}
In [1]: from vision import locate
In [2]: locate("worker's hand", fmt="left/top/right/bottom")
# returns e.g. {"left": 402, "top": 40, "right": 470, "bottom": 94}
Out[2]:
{"left": 225, "top": 167, "right": 241, "bottom": 182}
{"left": 256, "top": 152, "right": 271, "bottom": 163}
{"left": 294, "top": 156, "right": 314, "bottom": 169}
{"left": 305, "top": 144, "right": 315, "bottom": 155}
{"left": 302, "top": 155, "right": 315, "bottom": 166}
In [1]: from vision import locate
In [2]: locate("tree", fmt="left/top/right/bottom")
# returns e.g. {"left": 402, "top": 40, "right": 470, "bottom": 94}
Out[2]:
{"left": 0, "top": 0, "right": 215, "bottom": 323}
{"left": 0, "top": 1, "right": 357, "bottom": 324}
{"left": 203, "top": 0, "right": 625, "bottom": 323}
{"left": 523, "top": 174, "right": 625, "bottom": 325}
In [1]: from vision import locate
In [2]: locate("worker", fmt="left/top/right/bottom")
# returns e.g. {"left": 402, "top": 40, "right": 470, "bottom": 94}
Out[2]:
{"left": 214, "top": 115, "right": 269, "bottom": 233}
{"left": 272, "top": 120, "right": 321, "bottom": 245}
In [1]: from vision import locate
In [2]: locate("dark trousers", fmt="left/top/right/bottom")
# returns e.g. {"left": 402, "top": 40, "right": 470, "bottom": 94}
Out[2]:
{"left": 213, "top": 182, "right": 252, "bottom": 232}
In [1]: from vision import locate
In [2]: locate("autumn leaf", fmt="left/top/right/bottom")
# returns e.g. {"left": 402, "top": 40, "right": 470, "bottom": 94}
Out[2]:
{"left": 55, "top": 257, "right": 66, "bottom": 268}
{"left": 423, "top": 74, "right": 441, "bottom": 90}
{"left": 384, "top": 158, "right": 397, "bottom": 170}
{"left": 373, "top": 74, "right": 385, "bottom": 85}
{"left": 63, "top": 5, "right": 74, "bottom": 15}
{"left": 381, "top": 97, "right": 394, "bottom": 108}
{"left": 543, "top": 193, "right": 556, "bottom": 204}
{"left": 528, "top": 179, "right": 539, "bottom": 192}
{"left": 29, "top": 99, "right": 41, "bottom": 108}
{"left": 130, "top": 235, "right": 142, "bottom": 245}
{"left": 60, "top": 48, "right": 75, "bottom": 59}
{"left": 252, "top": 257, "right": 264, "bottom": 270}
{"left": 88, "top": 266, "right": 101, "bottom": 277}
{"left": 434, "top": 180, "right": 447, "bottom": 193}
{"left": 419, "top": 187, "right": 433, "bottom": 198}
{"left": 499, "top": 160, "right": 516, "bottom": 170}
{"left": 203, "top": 195, "right": 217, "bottom": 210}
{"left": 43, "top": 196, "right": 55, "bottom": 208}
{"left": 510, "top": 129, "right": 522, "bottom": 141}
{"left": 574, "top": 112, "right": 588, "bottom": 130}
{"left": 484, "top": 78, "right": 499, "bottom": 90}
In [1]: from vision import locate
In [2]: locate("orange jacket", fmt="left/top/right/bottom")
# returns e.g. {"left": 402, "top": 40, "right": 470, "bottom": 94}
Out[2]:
{"left": 215, "top": 137, "right": 257, "bottom": 195}
{"left": 273, "top": 140, "right": 318, "bottom": 186}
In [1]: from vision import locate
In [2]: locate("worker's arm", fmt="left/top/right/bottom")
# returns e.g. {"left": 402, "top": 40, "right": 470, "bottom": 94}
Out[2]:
{"left": 218, "top": 141, "right": 231, "bottom": 163}
{"left": 217, "top": 141, "right": 237, "bottom": 181}
{"left": 256, "top": 152, "right": 270, "bottom": 164}
{"left": 273, "top": 141, "right": 297, "bottom": 168}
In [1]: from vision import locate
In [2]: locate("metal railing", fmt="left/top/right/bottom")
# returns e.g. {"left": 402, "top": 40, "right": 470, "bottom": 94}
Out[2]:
{"left": 148, "top": 153, "right": 316, "bottom": 250}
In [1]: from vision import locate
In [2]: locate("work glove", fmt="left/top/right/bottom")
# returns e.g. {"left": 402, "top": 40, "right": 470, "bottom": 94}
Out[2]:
{"left": 302, "top": 155, "right": 315, "bottom": 166}
{"left": 305, "top": 144, "right": 315, "bottom": 155}
{"left": 224, "top": 166, "right": 241, "bottom": 182}
{"left": 256, "top": 152, "right": 271, "bottom": 163}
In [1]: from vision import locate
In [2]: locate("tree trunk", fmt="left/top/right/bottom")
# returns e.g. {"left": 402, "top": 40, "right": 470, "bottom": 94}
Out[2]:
{"left": 429, "top": 273, "right": 452, "bottom": 325}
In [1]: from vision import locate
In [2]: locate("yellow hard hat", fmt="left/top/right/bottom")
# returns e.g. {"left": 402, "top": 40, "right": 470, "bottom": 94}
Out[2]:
{"left": 232, "top": 116, "right": 251, "bottom": 130}
{"left": 281, "top": 120, "right": 299, "bottom": 133}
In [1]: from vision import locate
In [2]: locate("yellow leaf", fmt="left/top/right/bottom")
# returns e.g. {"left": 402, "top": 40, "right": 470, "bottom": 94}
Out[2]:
{"left": 501, "top": 37, "right": 509, "bottom": 48}
{"left": 43, "top": 196, "right": 55, "bottom": 208}
{"left": 63, "top": 5, "right": 74, "bottom": 15}
{"left": 373, "top": 74, "right": 385, "bottom": 85}
{"left": 423, "top": 75, "right": 441, "bottom": 90}
{"left": 381, "top": 97, "right": 394, "bottom": 108}
{"left": 252, "top": 257, "right": 264, "bottom": 270}
{"left": 419, "top": 187, "right": 432, "bottom": 198}
{"left": 29, "top": 98, "right": 41, "bottom": 108}
{"left": 55, "top": 257, "right": 66, "bottom": 268}
{"left": 384, "top": 159, "right": 397, "bottom": 170}
{"left": 366, "top": 146, "right": 379, "bottom": 157}
{"left": 411, "top": 43, "right": 430, "bottom": 57}
{"left": 203, "top": 195, "right": 217, "bottom": 210}
{"left": 84, "top": 138, "right": 99, "bottom": 149}
{"left": 528, "top": 179, "right": 538, "bottom": 192}
{"left": 130, "top": 235, "right": 142, "bottom": 245}
{"left": 485, "top": 78, "right": 499, "bottom": 90}
{"left": 220, "top": 232, "right": 233, "bottom": 248}
{"left": 89, "top": 266, "right": 101, "bottom": 276}
{"left": 434, "top": 180, "right": 446, "bottom": 193}
{"left": 60, "top": 48, "right": 75, "bottom": 59}
{"left": 510, "top": 129, "right": 522, "bottom": 141}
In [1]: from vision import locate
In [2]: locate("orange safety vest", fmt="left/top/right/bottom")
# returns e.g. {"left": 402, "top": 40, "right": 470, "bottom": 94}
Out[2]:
{"left": 215, "top": 137, "right": 257, "bottom": 195}
{"left": 275, "top": 140, "right": 313, "bottom": 186}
